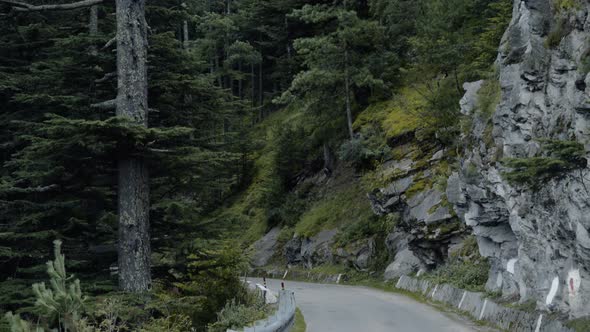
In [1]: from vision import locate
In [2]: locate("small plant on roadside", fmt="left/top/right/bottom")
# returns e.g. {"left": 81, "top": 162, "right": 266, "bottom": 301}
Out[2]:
{"left": 5, "top": 240, "right": 93, "bottom": 332}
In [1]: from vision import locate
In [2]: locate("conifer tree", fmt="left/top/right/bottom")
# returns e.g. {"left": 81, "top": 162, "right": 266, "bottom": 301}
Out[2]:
{"left": 279, "top": 4, "right": 393, "bottom": 140}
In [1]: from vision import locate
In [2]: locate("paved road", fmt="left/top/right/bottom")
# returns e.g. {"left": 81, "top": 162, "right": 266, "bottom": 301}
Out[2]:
{"left": 250, "top": 278, "right": 490, "bottom": 332}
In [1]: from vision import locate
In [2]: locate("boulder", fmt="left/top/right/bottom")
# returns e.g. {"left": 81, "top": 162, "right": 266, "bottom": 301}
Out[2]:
{"left": 250, "top": 227, "right": 281, "bottom": 267}
{"left": 384, "top": 249, "right": 423, "bottom": 280}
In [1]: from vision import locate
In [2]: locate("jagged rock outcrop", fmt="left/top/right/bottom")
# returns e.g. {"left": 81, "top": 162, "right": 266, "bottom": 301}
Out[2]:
{"left": 451, "top": 0, "right": 590, "bottom": 318}
{"left": 282, "top": 229, "right": 338, "bottom": 268}
{"left": 368, "top": 151, "right": 467, "bottom": 270}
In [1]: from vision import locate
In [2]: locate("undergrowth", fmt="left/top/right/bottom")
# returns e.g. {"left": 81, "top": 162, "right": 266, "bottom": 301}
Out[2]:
{"left": 419, "top": 236, "right": 490, "bottom": 292}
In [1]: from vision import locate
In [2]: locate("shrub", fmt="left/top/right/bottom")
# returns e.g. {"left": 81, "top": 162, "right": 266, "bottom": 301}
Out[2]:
{"left": 477, "top": 78, "right": 501, "bottom": 118}
{"left": 421, "top": 236, "right": 490, "bottom": 292}
{"left": 554, "top": 0, "right": 581, "bottom": 13}
{"left": 5, "top": 240, "right": 92, "bottom": 332}
{"left": 338, "top": 136, "right": 390, "bottom": 169}
{"left": 502, "top": 140, "right": 586, "bottom": 188}
{"left": 207, "top": 297, "right": 269, "bottom": 332}
{"left": 545, "top": 17, "right": 571, "bottom": 49}
{"left": 140, "top": 315, "right": 192, "bottom": 332}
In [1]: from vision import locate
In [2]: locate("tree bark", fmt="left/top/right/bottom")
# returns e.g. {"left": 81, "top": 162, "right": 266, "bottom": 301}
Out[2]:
{"left": 182, "top": 20, "right": 189, "bottom": 49}
{"left": 258, "top": 61, "right": 264, "bottom": 110}
{"left": 89, "top": 5, "right": 98, "bottom": 55}
{"left": 115, "top": 0, "right": 151, "bottom": 293}
{"left": 89, "top": 5, "right": 98, "bottom": 35}
{"left": 344, "top": 49, "right": 354, "bottom": 140}
{"left": 238, "top": 61, "right": 242, "bottom": 99}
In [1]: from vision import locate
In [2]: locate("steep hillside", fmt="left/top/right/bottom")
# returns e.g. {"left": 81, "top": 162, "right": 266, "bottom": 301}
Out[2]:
{"left": 244, "top": 0, "right": 590, "bottom": 322}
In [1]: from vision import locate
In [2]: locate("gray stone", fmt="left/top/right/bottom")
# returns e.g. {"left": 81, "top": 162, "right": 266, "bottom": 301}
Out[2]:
{"left": 251, "top": 227, "right": 281, "bottom": 267}
{"left": 284, "top": 236, "right": 302, "bottom": 265}
{"left": 301, "top": 229, "right": 337, "bottom": 268}
{"left": 459, "top": 80, "right": 484, "bottom": 115}
{"left": 382, "top": 158, "right": 414, "bottom": 173}
{"left": 407, "top": 189, "right": 449, "bottom": 224}
{"left": 384, "top": 249, "right": 422, "bottom": 280}
{"left": 382, "top": 176, "right": 414, "bottom": 196}
{"left": 430, "top": 150, "right": 445, "bottom": 162}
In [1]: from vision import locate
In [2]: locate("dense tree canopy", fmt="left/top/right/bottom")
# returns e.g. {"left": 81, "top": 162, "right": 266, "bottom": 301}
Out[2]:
{"left": 0, "top": 0, "right": 512, "bottom": 329}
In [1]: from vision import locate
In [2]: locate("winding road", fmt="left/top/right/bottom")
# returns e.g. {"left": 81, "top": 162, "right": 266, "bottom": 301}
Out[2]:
{"left": 250, "top": 278, "right": 494, "bottom": 332}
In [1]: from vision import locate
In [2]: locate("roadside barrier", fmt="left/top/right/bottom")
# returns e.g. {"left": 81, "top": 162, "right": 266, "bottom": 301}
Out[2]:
{"left": 396, "top": 275, "right": 573, "bottom": 332}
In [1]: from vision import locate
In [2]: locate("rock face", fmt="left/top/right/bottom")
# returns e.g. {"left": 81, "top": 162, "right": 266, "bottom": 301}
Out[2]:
{"left": 450, "top": 0, "right": 590, "bottom": 317}
{"left": 251, "top": 227, "right": 281, "bottom": 267}
{"left": 369, "top": 153, "right": 467, "bottom": 270}
{"left": 384, "top": 248, "right": 422, "bottom": 280}
{"left": 284, "top": 229, "right": 338, "bottom": 268}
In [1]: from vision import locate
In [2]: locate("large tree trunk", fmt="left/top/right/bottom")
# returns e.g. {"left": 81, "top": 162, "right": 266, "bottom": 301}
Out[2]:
{"left": 115, "top": 0, "right": 151, "bottom": 293}
{"left": 183, "top": 20, "right": 189, "bottom": 49}
{"left": 89, "top": 5, "right": 98, "bottom": 55}
{"left": 344, "top": 49, "right": 354, "bottom": 140}
{"left": 89, "top": 5, "right": 98, "bottom": 35}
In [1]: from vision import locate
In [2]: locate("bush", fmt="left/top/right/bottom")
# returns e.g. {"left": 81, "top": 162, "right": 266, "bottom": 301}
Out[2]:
{"left": 554, "top": 0, "right": 581, "bottom": 13}
{"left": 5, "top": 240, "right": 92, "bottom": 332}
{"left": 545, "top": 17, "right": 571, "bottom": 49}
{"left": 207, "top": 297, "right": 269, "bottom": 332}
{"left": 420, "top": 236, "right": 490, "bottom": 292}
{"left": 502, "top": 140, "right": 586, "bottom": 188}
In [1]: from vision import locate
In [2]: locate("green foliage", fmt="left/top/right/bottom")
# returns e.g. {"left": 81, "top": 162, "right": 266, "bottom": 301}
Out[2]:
{"left": 553, "top": 0, "right": 581, "bottom": 13}
{"left": 354, "top": 89, "right": 423, "bottom": 141}
{"left": 278, "top": 3, "right": 394, "bottom": 140}
{"left": 207, "top": 298, "right": 269, "bottom": 332}
{"left": 295, "top": 183, "right": 375, "bottom": 237}
{"left": 502, "top": 140, "right": 586, "bottom": 188}
{"left": 566, "top": 317, "right": 590, "bottom": 332}
{"left": 5, "top": 240, "right": 91, "bottom": 332}
{"left": 545, "top": 17, "right": 571, "bottom": 48}
{"left": 336, "top": 214, "right": 398, "bottom": 247}
{"left": 139, "top": 315, "right": 192, "bottom": 332}
{"left": 477, "top": 79, "right": 502, "bottom": 118}
{"left": 292, "top": 308, "right": 307, "bottom": 332}
{"left": 1, "top": 2, "right": 248, "bottom": 315}
{"left": 338, "top": 135, "right": 391, "bottom": 169}
{"left": 421, "top": 236, "right": 490, "bottom": 292}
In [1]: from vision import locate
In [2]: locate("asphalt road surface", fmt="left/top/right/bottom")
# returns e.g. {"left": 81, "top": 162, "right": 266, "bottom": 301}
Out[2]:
{"left": 249, "top": 278, "right": 492, "bottom": 332}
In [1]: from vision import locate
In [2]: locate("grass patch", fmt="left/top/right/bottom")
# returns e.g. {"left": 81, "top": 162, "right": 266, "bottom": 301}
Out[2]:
{"left": 554, "top": 0, "right": 581, "bottom": 13}
{"left": 505, "top": 300, "right": 536, "bottom": 313}
{"left": 545, "top": 17, "right": 571, "bottom": 49}
{"left": 567, "top": 317, "right": 590, "bottom": 332}
{"left": 292, "top": 308, "right": 307, "bottom": 332}
{"left": 353, "top": 87, "right": 424, "bottom": 140}
{"left": 295, "top": 183, "right": 374, "bottom": 237}
{"left": 477, "top": 79, "right": 501, "bottom": 118}
{"left": 420, "top": 236, "right": 490, "bottom": 292}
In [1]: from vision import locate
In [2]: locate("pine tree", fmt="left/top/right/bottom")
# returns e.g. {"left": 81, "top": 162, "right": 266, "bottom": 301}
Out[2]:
{"left": 278, "top": 4, "right": 393, "bottom": 140}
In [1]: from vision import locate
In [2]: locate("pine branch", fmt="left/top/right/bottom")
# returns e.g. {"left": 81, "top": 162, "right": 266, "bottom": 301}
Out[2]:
{"left": 102, "top": 36, "right": 116, "bottom": 50}
{"left": 90, "top": 99, "right": 116, "bottom": 110}
{"left": 0, "top": 0, "right": 106, "bottom": 12}
{"left": 95, "top": 72, "right": 116, "bottom": 83}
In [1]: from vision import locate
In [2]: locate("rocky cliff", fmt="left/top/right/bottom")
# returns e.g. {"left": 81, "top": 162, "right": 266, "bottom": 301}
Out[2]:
{"left": 449, "top": 0, "right": 590, "bottom": 318}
